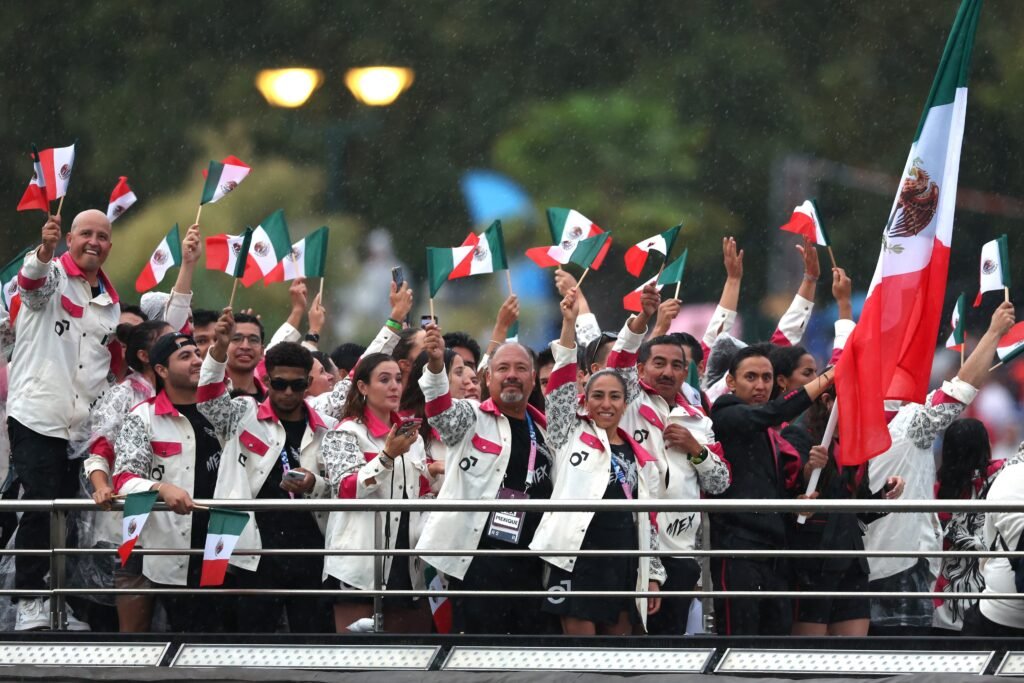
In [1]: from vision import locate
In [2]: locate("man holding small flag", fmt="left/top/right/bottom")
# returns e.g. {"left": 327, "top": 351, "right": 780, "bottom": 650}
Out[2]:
{"left": 8, "top": 209, "right": 119, "bottom": 631}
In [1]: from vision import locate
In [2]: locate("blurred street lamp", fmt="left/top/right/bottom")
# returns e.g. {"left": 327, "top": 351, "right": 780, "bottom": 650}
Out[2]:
{"left": 255, "top": 68, "right": 324, "bottom": 108}
{"left": 344, "top": 67, "right": 415, "bottom": 106}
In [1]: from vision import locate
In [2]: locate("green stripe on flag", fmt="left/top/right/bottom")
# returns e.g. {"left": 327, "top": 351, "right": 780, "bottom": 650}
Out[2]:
{"left": 686, "top": 360, "right": 700, "bottom": 393}
{"left": 810, "top": 198, "right": 831, "bottom": 247}
{"left": 568, "top": 232, "right": 610, "bottom": 269}
{"left": 305, "top": 226, "right": 329, "bottom": 278}
{"left": 123, "top": 490, "right": 159, "bottom": 517}
{"left": 545, "top": 207, "right": 571, "bottom": 243}
{"left": 998, "top": 234, "right": 1011, "bottom": 289}
{"left": 200, "top": 161, "right": 225, "bottom": 204}
{"left": 657, "top": 248, "right": 688, "bottom": 286}
{"left": 260, "top": 209, "right": 294, "bottom": 259}
{"left": 233, "top": 227, "right": 254, "bottom": 279}
{"left": 166, "top": 224, "right": 182, "bottom": 265}
{"left": 913, "top": 0, "right": 982, "bottom": 141}
{"left": 483, "top": 220, "right": 508, "bottom": 271}
{"left": 207, "top": 508, "right": 249, "bottom": 537}
{"left": 427, "top": 247, "right": 456, "bottom": 297}
{"left": 662, "top": 224, "right": 682, "bottom": 257}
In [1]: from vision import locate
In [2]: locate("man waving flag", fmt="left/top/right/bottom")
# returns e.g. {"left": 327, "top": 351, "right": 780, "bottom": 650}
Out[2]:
{"left": 836, "top": 0, "right": 982, "bottom": 465}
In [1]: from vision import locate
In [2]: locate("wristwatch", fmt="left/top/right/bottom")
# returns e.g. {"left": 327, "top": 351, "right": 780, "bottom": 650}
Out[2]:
{"left": 305, "top": 332, "right": 321, "bottom": 343}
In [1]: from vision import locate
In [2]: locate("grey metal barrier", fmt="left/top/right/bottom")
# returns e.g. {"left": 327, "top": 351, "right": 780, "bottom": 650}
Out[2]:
{"left": 5, "top": 497, "right": 1024, "bottom": 631}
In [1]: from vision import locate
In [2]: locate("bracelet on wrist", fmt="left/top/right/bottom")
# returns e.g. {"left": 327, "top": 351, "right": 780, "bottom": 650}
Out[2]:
{"left": 379, "top": 450, "right": 395, "bottom": 467}
{"left": 802, "top": 273, "right": 818, "bottom": 282}
{"left": 688, "top": 447, "right": 708, "bottom": 465}
{"left": 385, "top": 318, "right": 403, "bottom": 332}
{"left": 304, "top": 332, "right": 321, "bottom": 343}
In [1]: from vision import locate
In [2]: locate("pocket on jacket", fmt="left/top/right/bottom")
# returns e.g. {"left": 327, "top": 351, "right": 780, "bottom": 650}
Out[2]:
{"left": 470, "top": 433, "right": 502, "bottom": 455}
{"left": 151, "top": 441, "right": 183, "bottom": 458}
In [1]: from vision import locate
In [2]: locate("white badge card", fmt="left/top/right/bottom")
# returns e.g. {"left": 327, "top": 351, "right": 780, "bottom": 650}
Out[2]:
{"left": 487, "top": 487, "right": 527, "bottom": 544}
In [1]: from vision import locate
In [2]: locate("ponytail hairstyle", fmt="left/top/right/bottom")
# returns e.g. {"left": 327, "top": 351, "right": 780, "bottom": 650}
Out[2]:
{"left": 937, "top": 418, "right": 992, "bottom": 500}
{"left": 120, "top": 320, "right": 173, "bottom": 375}
{"left": 341, "top": 353, "right": 400, "bottom": 421}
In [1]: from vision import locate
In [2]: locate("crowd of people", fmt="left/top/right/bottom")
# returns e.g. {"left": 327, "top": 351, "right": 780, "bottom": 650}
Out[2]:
{"left": 1, "top": 208, "right": 1023, "bottom": 638}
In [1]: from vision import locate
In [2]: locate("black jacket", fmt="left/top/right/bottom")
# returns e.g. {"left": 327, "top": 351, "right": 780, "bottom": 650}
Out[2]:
{"left": 708, "top": 388, "right": 812, "bottom": 550}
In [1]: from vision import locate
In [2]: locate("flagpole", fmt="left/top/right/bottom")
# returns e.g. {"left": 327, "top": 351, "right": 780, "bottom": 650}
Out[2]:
{"left": 674, "top": 281, "right": 682, "bottom": 301}
{"left": 195, "top": 205, "right": 203, "bottom": 226}
{"left": 1005, "top": 286, "right": 1010, "bottom": 304}
{"left": 827, "top": 245, "right": 838, "bottom": 271}
{"left": 228, "top": 279, "right": 239, "bottom": 310}
{"left": 429, "top": 297, "right": 435, "bottom": 323}
{"left": 505, "top": 269, "right": 514, "bottom": 296}
{"left": 575, "top": 268, "right": 591, "bottom": 290}
{"left": 318, "top": 277, "right": 325, "bottom": 303}
{"left": 960, "top": 345, "right": 965, "bottom": 369}
{"left": 56, "top": 195, "right": 66, "bottom": 218}
{"left": 990, "top": 361, "right": 1003, "bottom": 372}
{"left": 797, "top": 399, "right": 839, "bottom": 525}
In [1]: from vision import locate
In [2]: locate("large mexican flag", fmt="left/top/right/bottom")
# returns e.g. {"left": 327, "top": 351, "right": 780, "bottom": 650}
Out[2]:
{"left": 836, "top": 0, "right": 981, "bottom": 465}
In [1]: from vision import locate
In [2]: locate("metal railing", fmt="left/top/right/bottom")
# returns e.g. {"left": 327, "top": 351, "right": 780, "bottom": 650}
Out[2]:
{"left": 6, "top": 497, "right": 1024, "bottom": 631}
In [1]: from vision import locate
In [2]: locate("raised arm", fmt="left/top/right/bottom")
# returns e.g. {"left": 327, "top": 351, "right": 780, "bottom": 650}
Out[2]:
{"left": 197, "top": 307, "right": 251, "bottom": 440}
{"left": 829, "top": 267, "right": 855, "bottom": 365}
{"left": 309, "top": 280, "right": 412, "bottom": 419}
{"left": 18, "top": 215, "right": 65, "bottom": 311}
{"left": 165, "top": 223, "right": 201, "bottom": 331}
{"left": 545, "top": 288, "right": 582, "bottom": 452}
{"left": 606, "top": 283, "right": 660, "bottom": 406}
{"left": 421, "top": 323, "right": 477, "bottom": 445}
{"left": 903, "top": 302, "right": 1015, "bottom": 449}
{"left": 771, "top": 239, "right": 818, "bottom": 347}
{"left": 702, "top": 237, "right": 743, "bottom": 356}
{"left": 556, "top": 267, "right": 601, "bottom": 347}
{"left": 479, "top": 295, "right": 520, "bottom": 371}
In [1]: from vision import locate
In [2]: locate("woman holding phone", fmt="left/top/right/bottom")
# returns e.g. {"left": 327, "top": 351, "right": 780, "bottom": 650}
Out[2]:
{"left": 530, "top": 288, "right": 665, "bottom": 635}
{"left": 321, "top": 353, "right": 432, "bottom": 632}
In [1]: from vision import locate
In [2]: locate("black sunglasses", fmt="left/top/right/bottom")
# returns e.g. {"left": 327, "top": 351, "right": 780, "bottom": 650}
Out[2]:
{"left": 269, "top": 377, "right": 310, "bottom": 392}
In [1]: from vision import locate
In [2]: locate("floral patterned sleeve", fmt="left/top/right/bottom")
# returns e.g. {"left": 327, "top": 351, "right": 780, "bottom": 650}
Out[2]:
{"left": 322, "top": 428, "right": 378, "bottom": 499}
{"left": 544, "top": 342, "right": 581, "bottom": 453}
{"left": 694, "top": 448, "right": 731, "bottom": 495}
{"left": 81, "top": 381, "right": 136, "bottom": 473}
{"left": 420, "top": 366, "right": 477, "bottom": 447}
{"left": 903, "top": 380, "right": 975, "bottom": 450}
{"left": 196, "top": 354, "right": 251, "bottom": 441}
{"left": 649, "top": 525, "right": 667, "bottom": 584}
{"left": 112, "top": 412, "right": 155, "bottom": 493}
{"left": 18, "top": 253, "right": 63, "bottom": 311}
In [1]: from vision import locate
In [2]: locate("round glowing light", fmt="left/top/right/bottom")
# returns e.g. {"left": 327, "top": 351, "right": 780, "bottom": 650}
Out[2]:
{"left": 255, "top": 68, "right": 324, "bottom": 108}
{"left": 344, "top": 67, "right": 415, "bottom": 107}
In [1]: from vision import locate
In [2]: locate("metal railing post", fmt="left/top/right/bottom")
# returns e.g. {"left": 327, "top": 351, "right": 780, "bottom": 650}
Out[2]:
{"left": 48, "top": 507, "right": 66, "bottom": 630}
{"left": 700, "top": 511, "right": 714, "bottom": 634}
{"left": 372, "top": 511, "right": 384, "bottom": 632}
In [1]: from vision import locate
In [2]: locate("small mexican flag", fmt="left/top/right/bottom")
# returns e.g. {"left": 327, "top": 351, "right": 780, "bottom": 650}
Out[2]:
{"left": 1, "top": 246, "right": 33, "bottom": 311}
{"left": 199, "top": 508, "right": 250, "bottom": 587}
{"left": 263, "top": 226, "right": 330, "bottom": 284}
{"left": 106, "top": 176, "right": 138, "bottom": 222}
{"left": 135, "top": 224, "right": 182, "bottom": 293}
{"left": 199, "top": 155, "right": 251, "bottom": 205}
{"left": 657, "top": 248, "right": 689, "bottom": 286}
{"left": 16, "top": 146, "right": 48, "bottom": 213}
{"left": 945, "top": 292, "right": 965, "bottom": 352}
{"left": 624, "top": 225, "right": 680, "bottom": 276}
{"left": 424, "top": 564, "right": 452, "bottom": 634}
{"left": 239, "top": 209, "right": 293, "bottom": 286}
{"left": 779, "top": 199, "right": 830, "bottom": 247}
{"left": 526, "top": 207, "right": 607, "bottom": 268}
{"left": 973, "top": 234, "right": 1010, "bottom": 306}
{"left": 32, "top": 143, "right": 76, "bottom": 203}
{"left": 996, "top": 322, "right": 1024, "bottom": 366}
{"left": 567, "top": 232, "right": 611, "bottom": 270}
{"left": 426, "top": 220, "right": 508, "bottom": 297}
{"left": 119, "top": 490, "right": 158, "bottom": 567}
{"left": 206, "top": 228, "right": 255, "bottom": 282}
{"left": 622, "top": 274, "right": 658, "bottom": 313}
{"left": 687, "top": 360, "right": 701, "bottom": 393}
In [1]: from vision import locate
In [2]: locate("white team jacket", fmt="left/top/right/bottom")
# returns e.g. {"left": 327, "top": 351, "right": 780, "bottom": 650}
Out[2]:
{"left": 9, "top": 250, "right": 120, "bottom": 441}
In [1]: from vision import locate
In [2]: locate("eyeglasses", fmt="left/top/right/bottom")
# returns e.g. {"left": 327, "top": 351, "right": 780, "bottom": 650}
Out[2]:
{"left": 230, "top": 334, "right": 263, "bottom": 346}
{"left": 269, "top": 377, "right": 309, "bottom": 392}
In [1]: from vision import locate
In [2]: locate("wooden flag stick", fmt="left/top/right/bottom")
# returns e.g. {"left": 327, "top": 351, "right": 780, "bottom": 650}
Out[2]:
{"left": 674, "top": 280, "right": 682, "bottom": 301}
{"left": 827, "top": 245, "right": 838, "bottom": 271}
{"left": 575, "top": 267, "right": 591, "bottom": 290}
{"left": 228, "top": 279, "right": 240, "bottom": 309}
{"left": 192, "top": 504, "right": 210, "bottom": 511}
{"left": 960, "top": 345, "right": 965, "bottom": 369}
{"left": 195, "top": 204, "right": 203, "bottom": 226}
{"left": 1005, "top": 286, "right": 1010, "bottom": 304}
{"left": 56, "top": 195, "right": 66, "bottom": 218}
{"left": 990, "top": 361, "right": 1004, "bottom": 372}
{"left": 505, "top": 269, "right": 514, "bottom": 296}
{"left": 429, "top": 297, "right": 435, "bottom": 323}
{"left": 318, "top": 277, "right": 325, "bottom": 303}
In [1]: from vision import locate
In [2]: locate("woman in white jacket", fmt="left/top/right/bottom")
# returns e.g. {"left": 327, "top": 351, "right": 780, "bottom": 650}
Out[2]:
{"left": 321, "top": 352, "right": 432, "bottom": 633}
{"left": 531, "top": 288, "right": 665, "bottom": 635}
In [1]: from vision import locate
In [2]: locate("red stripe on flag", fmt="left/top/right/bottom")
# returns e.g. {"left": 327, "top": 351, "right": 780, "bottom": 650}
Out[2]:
{"left": 205, "top": 235, "right": 232, "bottom": 271}
{"left": 835, "top": 241, "right": 951, "bottom": 466}
{"left": 779, "top": 212, "right": 816, "bottom": 242}
{"left": 199, "top": 558, "right": 230, "bottom": 586}
{"left": 118, "top": 537, "right": 139, "bottom": 567}
{"left": 624, "top": 246, "right": 648, "bottom": 277}
{"left": 135, "top": 263, "right": 159, "bottom": 293}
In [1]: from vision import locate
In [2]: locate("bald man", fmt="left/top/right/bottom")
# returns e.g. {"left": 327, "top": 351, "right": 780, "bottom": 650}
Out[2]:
{"left": 418, "top": 330, "right": 556, "bottom": 634}
{"left": 8, "top": 210, "right": 119, "bottom": 630}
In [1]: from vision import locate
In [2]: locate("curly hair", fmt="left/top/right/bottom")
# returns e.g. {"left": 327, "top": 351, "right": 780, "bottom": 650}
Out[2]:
{"left": 265, "top": 342, "right": 313, "bottom": 374}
